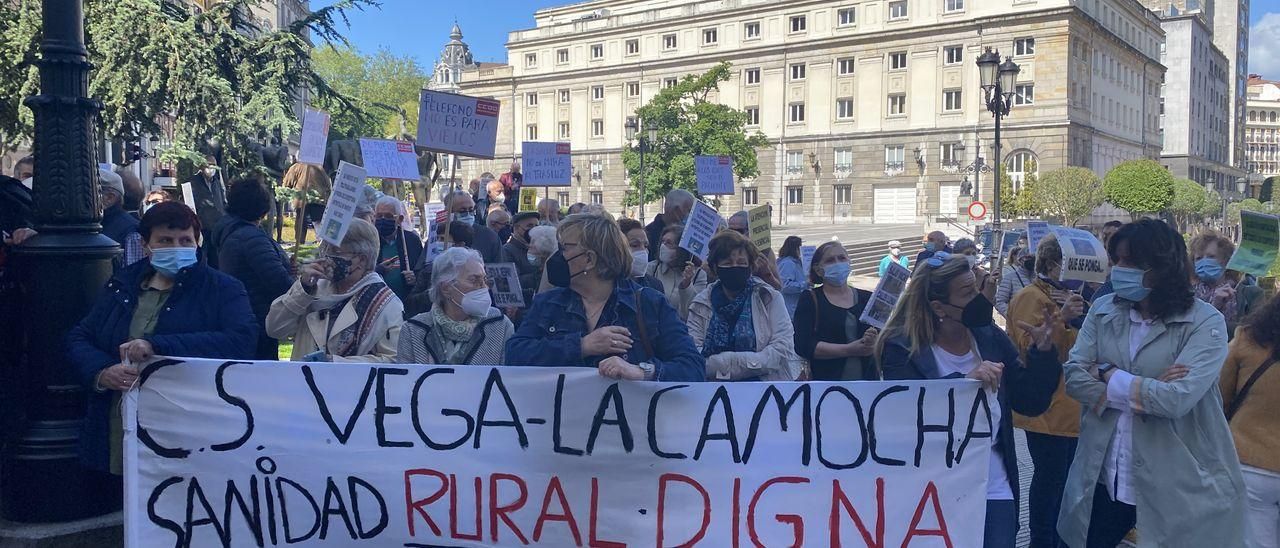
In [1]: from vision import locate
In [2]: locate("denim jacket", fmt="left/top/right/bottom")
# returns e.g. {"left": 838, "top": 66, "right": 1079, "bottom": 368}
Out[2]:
{"left": 506, "top": 279, "right": 705, "bottom": 382}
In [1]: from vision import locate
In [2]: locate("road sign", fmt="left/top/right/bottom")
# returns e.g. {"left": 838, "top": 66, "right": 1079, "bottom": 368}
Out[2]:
{"left": 968, "top": 201, "right": 988, "bottom": 220}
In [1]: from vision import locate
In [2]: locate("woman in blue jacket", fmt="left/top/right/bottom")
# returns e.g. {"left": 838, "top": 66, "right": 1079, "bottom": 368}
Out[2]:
{"left": 877, "top": 252, "right": 1061, "bottom": 548}
{"left": 506, "top": 214, "right": 704, "bottom": 382}
{"left": 66, "top": 202, "right": 257, "bottom": 475}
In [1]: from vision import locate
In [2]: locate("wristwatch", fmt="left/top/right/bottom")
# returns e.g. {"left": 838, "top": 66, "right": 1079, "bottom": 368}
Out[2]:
{"left": 1097, "top": 363, "right": 1116, "bottom": 381}
{"left": 637, "top": 361, "right": 656, "bottom": 380}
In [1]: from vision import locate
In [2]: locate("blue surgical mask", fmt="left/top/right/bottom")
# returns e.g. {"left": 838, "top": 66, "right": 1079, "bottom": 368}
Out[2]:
{"left": 1110, "top": 266, "right": 1151, "bottom": 302}
{"left": 823, "top": 262, "right": 851, "bottom": 285}
{"left": 454, "top": 213, "right": 476, "bottom": 225}
{"left": 1194, "top": 258, "right": 1224, "bottom": 283}
{"left": 150, "top": 247, "right": 198, "bottom": 278}
{"left": 924, "top": 242, "right": 937, "bottom": 253}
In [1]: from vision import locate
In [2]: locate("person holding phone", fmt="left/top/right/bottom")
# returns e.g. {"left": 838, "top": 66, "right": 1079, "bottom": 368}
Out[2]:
{"left": 372, "top": 196, "right": 422, "bottom": 304}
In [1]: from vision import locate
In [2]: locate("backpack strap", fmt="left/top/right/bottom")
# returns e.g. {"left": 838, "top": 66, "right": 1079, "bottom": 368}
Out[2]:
{"left": 1227, "top": 356, "right": 1278, "bottom": 421}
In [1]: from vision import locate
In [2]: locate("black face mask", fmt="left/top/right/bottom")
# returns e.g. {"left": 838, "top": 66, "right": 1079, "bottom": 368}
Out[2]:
{"left": 946, "top": 293, "right": 994, "bottom": 328}
{"left": 374, "top": 217, "right": 397, "bottom": 239}
{"left": 546, "top": 250, "right": 587, "bottom": 288}
{"left": 329, "top": 255, "right": 354, "bottom": 284}
{"left": 716, "top": 266, "right": 751, "bottom": 292}
{"left": 1021, "top": 256, "right": 1035, "bottom": 271}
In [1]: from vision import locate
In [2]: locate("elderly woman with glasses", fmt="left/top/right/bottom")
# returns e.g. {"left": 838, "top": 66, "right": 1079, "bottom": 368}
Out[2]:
{"left": 506, "top": 214, "right": 704, "bottom": 381}
{"left": 397, "top": 247, "right": 512, "bottom": 365}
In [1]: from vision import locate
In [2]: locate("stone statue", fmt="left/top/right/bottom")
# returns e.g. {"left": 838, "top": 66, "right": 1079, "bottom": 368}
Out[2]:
{"left": 960, "top": 177, "right": 973, "bottom": 196}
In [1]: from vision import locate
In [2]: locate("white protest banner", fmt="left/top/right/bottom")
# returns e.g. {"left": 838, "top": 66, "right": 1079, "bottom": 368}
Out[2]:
{"left": 298, "top": 109, "right": 331, "bottom": 166}
{"left": 521, "top": 142, "right": 572, "bottom": 186}
{"left": 747, "top": 204, "right": 772, "bottom": 252}
{"left": 126, "top": 358, "right": 991, "bottom": 548}
{"left": 860, "top": 259, "right": 910, "bottom": 329}
{"left": 179, "top": 182, "right": 195, "bottom": 210}
{"left": 318, "top": 161, "right": 367, "bottom": 247}
{"left": 1026, "top": 221, "right": 1050, "bottom": 253}
{"left": 417, "top": 89, "right": 501, "bottom": 159}
{"left": 484, "top": 262, "right": 526, "bottom": 308}
{"left": 1052, "top": 226, "right": 1109, "bottom": 284}
{"left": 358, "top": 138, "right": 421, "bottom": 181}
{"left": 1226, "top": 211, "right": 1280, "bottom": 277}
{"left": 678, "top": 200, "right": 721, "bottom": 261}
{"left": 695, "top": 155, "right": 735, "bottom": 195}
{"left": 800, "top": 245, "right": 817, "bottom": 275}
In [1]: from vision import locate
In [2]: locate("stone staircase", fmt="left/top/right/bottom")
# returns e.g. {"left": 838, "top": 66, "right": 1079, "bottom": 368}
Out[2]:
{"left": 845, "top": 237, "right": 925, "bottom": 277}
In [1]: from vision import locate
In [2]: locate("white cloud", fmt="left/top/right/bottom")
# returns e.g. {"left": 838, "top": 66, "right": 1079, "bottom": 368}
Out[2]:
{"left": 1250, "top": 12, "right": 1280, "bottom": 79}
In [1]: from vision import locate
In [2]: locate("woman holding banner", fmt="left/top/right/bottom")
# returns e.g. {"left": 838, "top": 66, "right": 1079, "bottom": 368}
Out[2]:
{"left": 793, "top": 241, "right": 877, "bottom": 381}
{"left": 1190, "top": 232, "right": 1264, "bottom": 340}
{"left": 506, "top": 214, "right": 705, "bottom": 381}
{"left": 1059, "top": 219, "right": 1245, "bottom": 548}
{"left": 397, "top": 247, "right": 512, "bottom": 365}
{"left": 686, "top": 230, "right": 801, "bottom": 381}
{"left": 645, "top": 223, "right": 707, "bottom": 321}
{"left": 877, "top": 252, "right": 1061, "bottom": 548}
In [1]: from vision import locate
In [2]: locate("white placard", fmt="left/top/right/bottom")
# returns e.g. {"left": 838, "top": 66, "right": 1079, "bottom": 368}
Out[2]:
{"left": 695, "top": 155, "right": 735, "bottom": 195}
{"left": 1052, "top": 226, "right": 1109, "bottom": 284}
{"left": 358, "top": 138, "right": 421, "bottom": 180}
{"left": 485, "top": 262, "right": 526, "bottom": 308}
{"left": 416, "top": 89, "right": 501, "bottom": 159}
{"left": 800, "top": 245, "right": 817, "bottom": 275}
{"left": 126, "top": 358, "right": 990, "bottom": 548}
{"left": 521, "top": 142, "right": 572, "bottom": 186}
{"left": 317, "top": 161, "right": 367, "bottom": 246}
{"left": 179, "top": 182, "right": 195, "bottom": 210}
{"left": 1026, "top": 221, "right": 1050, "bottom": 253}
{"left": 860, "top": 260, "right": 911, "bottom": 329}
{"left": 419, "top": 203, "right": 448, "bottom": 269}
{"left": 677, "top": 201, "right": 721, "bottom": 262}
{"left": 298, "top": 109, "right": 331, "bottom": 166}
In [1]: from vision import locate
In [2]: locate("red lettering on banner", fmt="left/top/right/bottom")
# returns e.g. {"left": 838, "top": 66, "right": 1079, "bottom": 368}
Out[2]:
{"left": 732, "top": 478, "right": 742, "bottom": 548}
{"left": 830, "top": 478, "right": 885, "bottom": 548}
{"left": 747, "top": 477, "right": 809, "bottom": 548}
{"left": 449, "top": 474, "right": 482, "bottom": 541}
{"left": 404, "top": 469, "right": 448, "bottom": 537}
{"left": 533, "top": 476, "right": 583, "bottom": 546}
{"left": 588, "top": 478, "right": 625, "bottom": 548}
{"left": 489, "top": 473, "right": 530, "bottom": 544}
{"left": 657, "top": 473, "right": 711, "bottom": 548}
{"left": 901, "top": 481, "right": 953, "bottom": 548}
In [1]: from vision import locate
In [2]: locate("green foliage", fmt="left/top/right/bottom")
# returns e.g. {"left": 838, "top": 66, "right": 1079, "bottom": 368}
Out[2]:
{"left": 1202, "top": 189, "right": 1223, "bottom": 218}
{"left": 1168, "top": 178, "right": 1212, "bottom": 229}
{"left": 996, "top": 160, "right": 1040, "bottom": 219}
{"left": 1036, "top": 166, "right": 1105, "bottom": 226}
{"left": 312, "top": 45, "right": 426, "bottom": 141}
{"left": 622, "top": 62, "right": 769, "bottom": 206}
{"left": 1102, "top": 159, "right": 1174, "bottom": 216}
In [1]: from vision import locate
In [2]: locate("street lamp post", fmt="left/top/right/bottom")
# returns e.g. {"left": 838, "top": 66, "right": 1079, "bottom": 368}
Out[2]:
{"left": 625, "top": 118, "right": 658, "bottom": 221}
{"left": 976, "top": 47, "right": 1020, "bottom": 233}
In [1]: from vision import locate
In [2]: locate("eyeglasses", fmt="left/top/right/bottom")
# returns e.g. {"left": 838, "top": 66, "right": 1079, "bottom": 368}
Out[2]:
{"left": 454, "top": 207, "right": 476, "bottom": 215}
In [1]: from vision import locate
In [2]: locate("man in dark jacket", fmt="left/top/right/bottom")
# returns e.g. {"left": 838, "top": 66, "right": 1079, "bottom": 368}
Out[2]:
{"left": 503, "top": 212, "right": 541, "bottom": 307}
{"left": 0, "top": 173, "right": 32, "bottom": 453}
{"left": 645, "top": 188, "right": 695, "bottom": 257}
{"left": 208, "top": 179, "right": 294, "bottom": 359}
{"left": 186, "top": 154, "right": 226, "bottom": 244}
{"left": 446, "top": 189, "right": 505, "bottom": 264}
{"left": 372, "top": 195, "right": 423, "bottom": 304}
{"left": 98, "top": 169, "right": 143, "bottom": 269}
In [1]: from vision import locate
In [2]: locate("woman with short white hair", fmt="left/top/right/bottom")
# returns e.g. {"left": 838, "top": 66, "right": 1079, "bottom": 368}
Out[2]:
{"left": 397, "top": 247, "right": 513, "bottom": 365}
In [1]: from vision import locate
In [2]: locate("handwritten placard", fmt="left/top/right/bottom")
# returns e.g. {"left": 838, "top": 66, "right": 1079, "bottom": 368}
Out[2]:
{"left": 416, "top": 89, "right": 501, "bottom": 159}
{"left": 521, "top": 142, "right": 572, "bottom": 186}
{"left": 678, "top": 201, "right": 721, "bottom": 261}
{"left": 298, "top": 109, "right": 330, "bottom": 166}
{"left": 317, "top": 161, "right": 367, "bottom": 246}
{"left": 695, "top": 155, "right": 735, "bottom": 195}
{"left": 358, "top": 138, "right": 421, "bottom": 180}
{"left": 1052, "top": 226, "right": 1109, "bottom": 284}
{"left": 747, "top": 204, "right": 772, "bottom": 252}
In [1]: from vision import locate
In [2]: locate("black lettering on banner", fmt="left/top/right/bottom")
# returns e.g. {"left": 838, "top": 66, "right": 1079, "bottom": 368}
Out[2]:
{"left": 147, "top": 476, "right": 185, "bottom": 546}
{"left": 410, "top": 368, "right": 474, "bottom": 451}
{"left": 741, "top": 385, "right": 811, "bottom": 465}
{"left": 320, "top": 477, "right": 358, "bottom": 540}
{"left": 223, "top": 476, "right": 263, "bottom": 547}
{"left": 276, "top": 477, "right": 322, "bottom": 543}
{"left": 136, "top": 358, "right": 192, "bottom": 458}
{"left": 348, "top": 476, "right": 389, "bottom": 539}
{"left": 211, "top": 361, "right": 255, "bottom": 452}
{"left": 303, "top": 366, "right": 377, "bottom": 444}
{"left": 914, "top": 387, "right": 957, "bottom": 468}
{"left": 647, "top": 385, "right": 690, "bottom": 459}
{"left": 585, "top": 383, "right": 634, "bottom": 454}
{"left": 956, "top": 389, "right": 994, "bottom": 464}
{"left": 184, "top": 477, "right": 228, "bottom": 546}
{"left": 263, "top": 461, "right": 279, "bottom": 545}
{"left": 474, "top": 368, "right": 530, "bottom": 449}
{"left": 694, "top": 386, "right": 741, "bottom": 463}
{"left": 374, "top": 368, "right": 413, "bottom": 448}
{"left": 815, "top": 386, "right": 869, "bottom": 470}
{"left": 553, "top": 374, "right": 584, "bottom": 456}
{"left": 868, "top": 385, "right": 909, "bottom": 467}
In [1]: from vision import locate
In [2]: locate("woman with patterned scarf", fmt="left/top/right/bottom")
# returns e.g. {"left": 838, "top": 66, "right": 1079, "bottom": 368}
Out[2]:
{"left": 396, "top": 247, "right": 513, "bottom": 365}
{"left": 687, "top": 230, "right": 801, "bottom": 381}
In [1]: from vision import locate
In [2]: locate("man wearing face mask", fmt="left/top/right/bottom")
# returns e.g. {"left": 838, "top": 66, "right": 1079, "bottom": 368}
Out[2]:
{"left": 504, "top": 212, "right": 543, "bottom": 302}
{"left": 98, "top": 169, "right": 144, "bottom": 270}
{"left": 915, "top": 230, "right": 951, "bottom": 266}
{"left": 396, "top": 247, "right": 513, "bottom": 365}
{"left": 266, "top": 218, "right": 404, "bottom": 363}
{"left": 371, "top": 196, "right": 422, "bottom": 304}
{"left": 445, "top": 189, "right": 505, "bottom": 264}
{"left": 186, "top": 155, "right": 227, "bottom": 245}
{"left": 646, "top": 189, "right": 695, "bottom": 257}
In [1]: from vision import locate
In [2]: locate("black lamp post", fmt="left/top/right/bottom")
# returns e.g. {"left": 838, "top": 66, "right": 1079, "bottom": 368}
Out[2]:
{"left": 625, "top": 118, "right": 658, "bottom": 220}
{"left": 2, "top": 0, "right": 121, "bottom": 523}
{"left": 976, "top": 47, "right": 1020, "bottom": 232}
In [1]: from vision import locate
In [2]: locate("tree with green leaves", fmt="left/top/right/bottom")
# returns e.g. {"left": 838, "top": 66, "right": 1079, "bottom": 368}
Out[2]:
{"left": 1035, "top": 166, "right": 1105, "bottom": 226}
{"left": 622, "top": 62, "right": 769, "bottom": 207}
{"left": 1102, "top": 159, "right": 1175, "bottom": 217}
{"left": 997, "top": 160, "right": 1040, "bottom": 219}
{"left": 312, "top": 45, "right": 426, "bottom": 141}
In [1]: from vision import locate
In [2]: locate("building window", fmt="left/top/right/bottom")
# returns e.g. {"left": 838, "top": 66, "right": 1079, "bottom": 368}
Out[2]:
{"left": 663, "top": 77, "right": 678, "bottom": 89}
{"left": 745, "top": 107, "right": 760, "bottom": 126}
{"left": 836, "top": 98, "right": 855, "bottom": 119}
{"left": 703, "top": 28, "right": 718, "bottom": 45}
{"left": 557, "top": 48, "right": 569, "bottom": 64}
{"left": 888, "top": 0, "right": 908, "bottom": 20}
{"left": 941, "top": 142, "right": 960, "bottom": 164}
{"left": 590, "top": 44, "right": 604, "bottom": 59}
{"left": 527, "top": 124, "right": 538, "bottom": 141}
{"left": 745, "top": 68, "right": 761, "bottom": 85}
{"left": 1007, "top": 150, "right": 1037, "bottom": 189}
{"left": 888, "top": 94, "right": 907, "bottom": 116}
{"left": 557, "top": 191, "right": 570, "bottom": 205}
{"left": 625, "top": 117, "right": 637, "bottom": 139}
{"left": 837, "top": 58, "right": 855, "bottom": 75}
{"left": 790, "top": 15, "right": 807, "bottom": 33}
{"left": 835, "top": 184, "right": 853, "bottom": 204}
{"left": 944, "top": 45, "right": 963, "bottom": 65}
{"left": 589, "top": 160, "right": 603, "bottom": 181}
{"left": 590, "top": 191, "right": 603, "bottom": 205}
{"left": 789, "top": 102, "right": 806, "bottom": 123}
{"left": 625, "top": 39, "right": 640, "bottom": 56}
{"left": 559, "top": 122, "right": 570, "bottom": 140}
{"left": 591, "top": 86, "right": 604, "bottom": 100}
{"left": 787, "top": 186, "right": 804, "bottom": 204}
{"left": 1014, "top": 83, "right": 1035, "bottom": 105}
{"left": 943, "top": 89, "right": 962, "bottom": 111}
{"left": 663, "top": 34, "right": 677, "bottom": 50}
{"left": 1015, "top": 37, "right": 1035, "bottom": 56}
{"left": 627, "top": 81, "right": 640, "bottom": 97}
{"left": 889, "top": 51, "right": 908, "bottom": 70}
{"left": 790, "top": 63, "right": 807, "bottom": 81}
{"left": 786, "top": 151, "right": 804, "bottom": 174}
{"left": 591, "top": 119, "right": 604, "bottom": 137}
{"left": 838, "top": 7, "right": 856, "bottom": 26}
{"left": 526, "top": 92, "right": 538, "bottom": 106}
{"left": 744, "top": 21, "right": 761, "bottom": 40}
{"left": 744, "top": 188, "right": 759, "bottom": 206}
{"left": 885, "top": 145, "right": 905, "bottom": 171}
{"left": 524, "top": 53, "right": 537, "bottom": 68}
{"left": 834, "top": 148, "right": 853, "bottom": 172}
{"left": 559, "top": 89, "right": 571, "bottom": 103}
{"left": 944, "top": 0, "right": 964, "bottom": 13}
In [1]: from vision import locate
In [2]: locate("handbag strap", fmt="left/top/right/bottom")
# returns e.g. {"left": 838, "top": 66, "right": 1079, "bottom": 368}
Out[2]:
{"left": 632, "top": 290, "right": 655, "bottom": 360}
{"left": 1227, "top": 356, "right": 1278, "bottom": 421}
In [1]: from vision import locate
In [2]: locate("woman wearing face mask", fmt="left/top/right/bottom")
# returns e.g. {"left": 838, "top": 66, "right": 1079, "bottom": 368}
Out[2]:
{"left": 687, "top": 231, "right": 801, "bottom": 381}
{"left": 793, "top": 241, "right": 878, "bottom": 381}
{"left": 396, "top": 247, "right": 512, "bottom": 365}
{"left": 618, "top": 218, "right": 665, "bottom": 293}
{"left": 1190, "top": 232, "right": 1264, "bottom": 340}
{"left": 405, "top": 221, "right": 477, "bottom": 318}
{"left": 506, "top": 214, "right": 704, "bottom": 381}
{"left": 645, "top": 223, "right": 708, "bottom": 321}
{"left": 67, "top": 202, "right": 257, "bottom": 479}
{"left": 878, "top": 253, "right": 1061, "bottom": 548}
{"left": 776, "top": 236, "right": 808, "bottom": 317}
{"left": 1059, "top": 219, "right": 1245, "bottom": 548}
{"left": 266, "top": 218, "right": 404, "bottom": 363}
{"left": 953, "top": 238, "right": 996, "bottom": 304}
{"left": 996, "top": 246, "right": 1034, "bottom": 318}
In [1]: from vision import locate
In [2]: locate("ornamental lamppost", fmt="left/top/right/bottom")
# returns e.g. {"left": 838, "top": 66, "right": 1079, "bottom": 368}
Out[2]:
{"left": 625, "top": 117, "right": 658, "bottom": 221}
{"left": 976, "top": 47, "right": 1021, "bottom": 232}
{"left": 954, "top": 141, "right": 992, "bottom": 202}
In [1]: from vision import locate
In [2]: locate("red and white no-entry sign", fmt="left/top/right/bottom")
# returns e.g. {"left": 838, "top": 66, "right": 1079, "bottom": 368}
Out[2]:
{"left": 968, "top": 201, "right": 988, "bottom": 220}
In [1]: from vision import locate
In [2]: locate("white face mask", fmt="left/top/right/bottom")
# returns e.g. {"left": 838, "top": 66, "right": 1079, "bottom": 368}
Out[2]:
{"left": 455, "top": 285, "right": 491, "bottom": 317}
{"left": 20, "top": 177, "right": 32, "bottom": 190}
{"left": 659, "top": 245, "right": 678, "bottom": 265}
{"left": 204, "top": 167, "right": 217, "bottom": 177}
{"left": 631, "top": 250, "right": 649, "bottom": 278}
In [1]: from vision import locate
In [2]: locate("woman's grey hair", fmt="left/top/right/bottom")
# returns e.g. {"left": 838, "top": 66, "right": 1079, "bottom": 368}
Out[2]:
{"left": 429, "top": 247, "right": 484, "bottom": 305}
{"left": 339, "top": 218, "right": 379, "bottom": 268}
{"left": 528, "top": 225, "right": 558, "bottom": 256}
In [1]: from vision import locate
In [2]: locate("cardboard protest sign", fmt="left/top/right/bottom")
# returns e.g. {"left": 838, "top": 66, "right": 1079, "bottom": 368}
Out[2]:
{"left": 1026, "top": 221, "right": 1050, "bottom": 253}
{"left": 800, "top": 245, "right": 816, "bottom": 275}
{"left": 1051, "top": 226, "right": 1109, "bottom": 284}
{"left": 179, "top": 182, "right": 195, "bottom": 210}
{"left": 419, "top": 203, "right": 447, "bottom": 268}
{"left": 860, "top": 259, "right": 910, "bottom": 329}
{"left": 416, "top": 89, "right": 501, "bottom": 159}
{"left": 678, "top": 200, "right": 721, "bottom": 261}
{"left": 695, "top": 155, "right": 735, "bottom": 195}
{"left": 1226, "top": 211, "right": 1280, "bottom": 277}
{"left": 126, "top": 358, "right": 991, "bottom": 548}
{"left": 317, "top": 161, "right": 367, "bottom": 247}
{"left": 521, "top": 142, "right": 572, "bottom": 186}
{"left": 747, "top": 204, "right": 772, "bottom": 252}
{"left": 298, "top": 109, "right": 330, "bottom": 166}
{"left": 358, "top": 138, "right": 421, "bottom": 180}
{"left": 485, "top": 262, "right": 526, "bottom": 308}
{"left": 518, "top": 187, "right": 539, "bottom": 213}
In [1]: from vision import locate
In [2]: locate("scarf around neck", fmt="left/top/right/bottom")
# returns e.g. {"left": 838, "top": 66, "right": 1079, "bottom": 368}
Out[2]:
{"left": 702, "top": 282, "right": 757, "bottom": 357}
